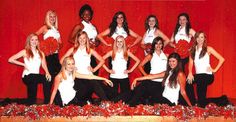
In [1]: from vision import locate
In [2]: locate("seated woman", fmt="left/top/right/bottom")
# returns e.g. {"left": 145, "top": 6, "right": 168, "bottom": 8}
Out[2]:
{"left": 132, "top": 53, "right": 192, "bottom": 106}
{"left": 49, "top": 56, "right": 113, "bottom": 107}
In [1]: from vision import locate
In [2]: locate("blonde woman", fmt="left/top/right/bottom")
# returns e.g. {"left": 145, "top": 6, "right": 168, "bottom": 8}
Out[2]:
{"left": 50, "top": 56, "right": 112, "bottom": 107}
{"left": 102, "top": 35, "right": 140, "bottom": 99}
{"left": 36, "top": 10, "right": 62, "bottom": 83}
{"left": 8, "top": 33, "right": 51, "bottom": 105}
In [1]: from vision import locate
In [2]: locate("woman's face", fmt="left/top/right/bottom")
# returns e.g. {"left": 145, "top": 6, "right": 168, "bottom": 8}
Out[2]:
{"left": 116, "top": 37, "right": 124, "bottom": 48}
{"left": 148, "top": 17, "right": 156, "bottom": 28}
{"left": 30, "top": 36, "right": 39, "bottom": 48}
{"left": 78, "top": 34, "right": 88, "bottom": 46}
{"left": 82, "top": 10, "right": 91, "bottom": 22}
{"left": 196, "top": 33, "right": 205, "bottom": 46}
{"left": 49, "top": 12, "right": 56, "bottom": 25}
{"left": 65, "top": 59, "right": 75, "bottom": 72}
{"left": 169, "top": 58, "right": 178, "bottom": 69}
{"left": 116, "top": 14, "right": 124, "bottom": 25}
{"left": 155, "top": 40, "right": 163, "bottom": 51}
{"left": 179, "top": 16, "right": 188, "bottom": 27}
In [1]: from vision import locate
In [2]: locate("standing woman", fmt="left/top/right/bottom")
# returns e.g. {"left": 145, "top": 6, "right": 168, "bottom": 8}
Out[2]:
{"left": 129, "top": 37, "right": 167, "bottom": 106}
{"left": 187, "top": 31, "right": 225, "bottom": 107}
{"left": 50, "top": 56, "right": 112, "bottom": 107}
{"left": 168, "top": 13, "right": 196, "bottom": 71}
{"left": 61, "top": 31, "right": 109, "bottom": 101}
{"left": 133, "top": 53, "right": 192, "bottom": 106}
{"left": 8, "top": 33, "right": 51, "bottom": 105}
{"left": 36, "top": 10, "right": 62, "bottom": 84}
{"left": 97, "top": 11, "right": 142, "bottom": 55}
{"left": 69, "top": 4, "right": 99, "bottom": 75}
{"left": 102, "top": 35, "right": 140, "bottom": 99}
{"left": 141, "top": 15, "right": 170, "bottom": 73}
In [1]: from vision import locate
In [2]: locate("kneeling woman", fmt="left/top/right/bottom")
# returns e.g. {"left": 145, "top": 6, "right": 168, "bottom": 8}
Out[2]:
{"left": 133, "top": 53, "right": 192, "bottom": 106}
{"left": 50, "top": 56, "right": 113, "bottom": 107}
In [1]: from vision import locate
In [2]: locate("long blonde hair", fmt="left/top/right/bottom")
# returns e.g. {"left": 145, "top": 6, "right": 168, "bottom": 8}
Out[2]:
{"left": 44, "top": 10, "right": 58, "bottom": 29}
{"left": 73, "top": 31, "right": 90, "bottom": 55}
{"left": 60, "top": 56, "right": 76, "bottom": 80}
{"left": 111, "top": 35, "right": 128, "bottom": 61}
{"left": 25, "top": 33, "right": 43, "bottom": 59}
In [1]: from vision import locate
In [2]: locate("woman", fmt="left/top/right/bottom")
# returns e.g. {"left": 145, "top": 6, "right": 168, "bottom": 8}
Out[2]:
{"left": 141, "top": 15, "right": 170, "bottom": 74}
{"left": 168, "top": 13, "right": 196, "bottom": 71}
{"left": 132, "top": 53, "right": 192, "bottom": 106}
{"left": 69, "top": 4, "right": 99, "bottom": 75}
{"left": 187, "top": 31, "right": 225, "bottom": 107}
{"left": 61, "top": 31, "right": 109, "bottom": 102}
{"left": 97, "top": 11, "right": 142, "bottom": 55}
{"left": 128, "top": 37, "right": 167, "bottom": 106}
{"left": 36, "top": 10, "right": 62, "bottom": 85}
{"left": 50, "top": 56, "right": 113, "bottom": 107}
{"left": 8, "top": 33, "right": 51, "bottom": 105}
{"left": 102, "top": 35, "right": 140, "bottom": 99}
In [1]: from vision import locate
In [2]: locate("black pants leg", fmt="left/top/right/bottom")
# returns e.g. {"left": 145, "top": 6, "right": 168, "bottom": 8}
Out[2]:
{"left": 119, "top": 78, "right": 131, "bottom": 94}
{"left": 88, "top": 80, "right": 108, "bottom": 100}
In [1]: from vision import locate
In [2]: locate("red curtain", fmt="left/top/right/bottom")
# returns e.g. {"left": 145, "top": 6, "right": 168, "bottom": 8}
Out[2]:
{"left": 0, "top": 0, "right": 236, "bottom": 99}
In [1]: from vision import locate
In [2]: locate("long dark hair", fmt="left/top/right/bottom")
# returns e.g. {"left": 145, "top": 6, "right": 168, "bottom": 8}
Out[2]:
{"left": 145, "top": 15, "right": 159, "bottom": 31}
{"left": 79, "top": 4, "right": 94, "bottom": 21}
{"left": 162, "top": 53, "right": 182, "bottom": 88}
{"left": 108, "top": 11, "right": 130, "bottom": 37}
{"left": 190, "top": 31, "right": 208, "bottom": 59}
{"left": 150, "top": 37, "right": 164, "bottom": 55}
{"left": 173, "top": 13, "right": 191, "bottom": 38}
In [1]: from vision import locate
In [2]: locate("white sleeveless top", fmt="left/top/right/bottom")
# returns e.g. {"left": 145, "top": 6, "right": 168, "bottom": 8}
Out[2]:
{"left": 194, "top": 47, "right": 212, "bottom": 74}
{"left": 162, "top": 71, "right": 180, "bottom": 105}
{"left": 111, "top": 27, "right": 128, "bottom": 40}
{"left": 174, "top": 26, "right": 191, "bottom": 43}
{"left": 110, "top": 51, "right": 128, "bottom": 79}
{"left": 150, "top": 51, "right": 167, "bottom": 82}
{"left": 43, "top": 27, "right": 60, "bottom": 41}
{"left": 82, "top": 20, "right": 98, "bottom": 42}
{"left": 22, "top": 50, "right": 41, "bottom": 77}
{"left": 73, "top": 47, "right": 92, "bottom": 75}
{"left": 58, "top": 73, "right": 76, "bottom": 106}
{"left": 143, "top": 28, "right": 156, "bottom": 44}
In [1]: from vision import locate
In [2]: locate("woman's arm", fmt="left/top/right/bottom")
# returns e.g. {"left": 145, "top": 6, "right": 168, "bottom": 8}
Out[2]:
{"left": 187, "top": 56, "right": 194, "bottom": 84}
{"left": 49, "top": 74, "right": 61, "bottom": 104}
{"left": 75, "top": 73, "right": 113, "bottom": 87}
{"left": 90, "top": 49, "right": 105, "bottom": 73}
{"left": 131, "top": 72, "right": 165, "bottom": 90}
{"left": 8, "top": 49, "right": 26, "bottom": 67}
{"left": 35, "top": 25, "right": 47, "bottom": 35}
{"left": 68, "top": 24, "right": 84, "bottom": 44}
{"left": 208, "top": 46, "right": 225, "bottom": 73}
{"left": 138, "top": 54, "right": 152, "bottom": 76}
{"left": 129, "top": 29, "right": 142, "bottom": 48}
{"left": 156, "top": 29, "right": 171, "bottom": 47}
{"left": 190, "top": 28, "right": 196, "bottom": 38}
{"left": 178, "top": 72, "right": 192, "bottom": 106}
{"left": 168, "top": 33, "right": 176, "bottom": 48}
{"left": 125, "top": 51, "right": 140, "bottom": 74}
{"left": 41, "top": 52, "right": 51, "bottom": 81}
{"left": 140, "top": 33, "right": 147, "bottom": 49}
{"left": 102, "top": 51, "right": 114, "bottom": 74}
{"left": 97, "top": 28, "right": 112, "bottom": 46}
{"left": 60, "top": 47, "right": 74, "bottom": 64}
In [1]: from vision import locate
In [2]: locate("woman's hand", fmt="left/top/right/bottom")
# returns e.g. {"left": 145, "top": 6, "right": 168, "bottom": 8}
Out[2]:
{"left": 131, "top": 79, "right": 137, "bottom": 90}
{"left": 108, "top": 69, "right": 115, "bottom": 74}
{"left": 46, "top": 73, "right": 51, "bottom": 82}
{"left": 187, "top": 73, "right": 194, "bottom": 84}
{"left": 124, "top": 70, "right": 131, "bottom": 74}
{"left": 105, "top": 79, "right": 113, "bottom": 87}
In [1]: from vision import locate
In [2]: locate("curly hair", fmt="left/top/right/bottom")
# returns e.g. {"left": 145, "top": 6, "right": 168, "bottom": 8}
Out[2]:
{"left": 79, "top": 4, "right": 94, "bottom": 21}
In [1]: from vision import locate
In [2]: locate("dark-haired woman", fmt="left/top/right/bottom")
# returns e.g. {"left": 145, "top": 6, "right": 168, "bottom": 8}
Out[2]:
{"left": 69, "top": 4, "right": 99, "bottom": 75}
{"left": 187, "top": 31, "right": 226, "bottom": 107}
{"left": 133, "top": 53, "right": 192, "bottom": 106}
{"left": 141, "top": 15, "right": 170, "bottom": 73}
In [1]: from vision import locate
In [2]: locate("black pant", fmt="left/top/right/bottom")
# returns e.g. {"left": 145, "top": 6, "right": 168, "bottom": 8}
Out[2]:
{"left": 45, "top": 53, "right": 61, "bottom": 80}
{"left": 90, "top": 55, "right": 99, "bottom": 75}
{"left": 74, "top": 78, "right": 108, "bottom": 102}
{"left": 128, "top": 80, "right": 163, "bottom": 106}
{"left": 22, "top": 74, "right": 51, "bottom": 105}
{"left": 181, "top": 57, "right": 189, "bottom": 72}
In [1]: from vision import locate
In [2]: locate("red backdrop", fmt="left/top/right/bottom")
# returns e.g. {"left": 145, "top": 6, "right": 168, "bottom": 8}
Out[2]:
{"left": 0, "top": 0, "right": 236, "bottom": 99}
